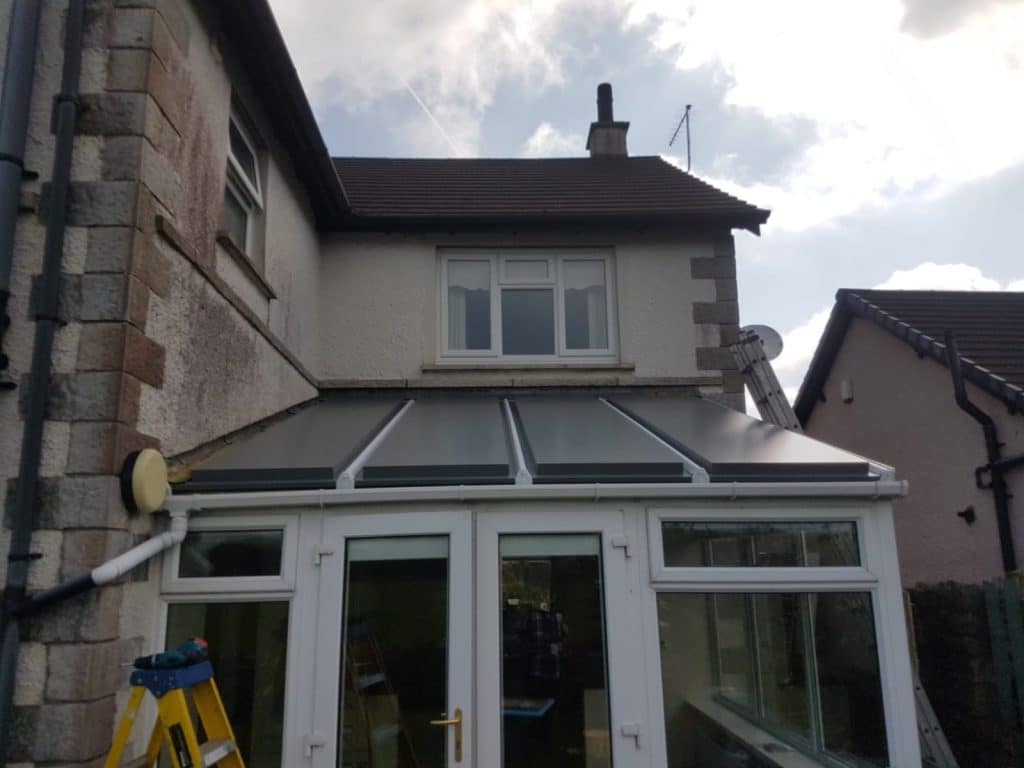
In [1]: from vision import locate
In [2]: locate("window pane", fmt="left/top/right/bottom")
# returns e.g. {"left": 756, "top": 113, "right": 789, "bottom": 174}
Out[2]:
{"left": 505, "top": 259, "right": 549, "bottom": 281}
{"left": 563, "top": 261, "right": 608, "bottom": 350}
{"left": 229, "top": 119, "right": 259, "bottom": 190}
{"left": 814, "top": 593, "right": 888, "bottom": 764}
{"left": 754, "top": 594, "right": 811, "bottom": 739}
{"left": 447, "top": 261, "right": 491, "bottom": 350}
{"left": 178, "top": 529, "right": 283, "bottom": 578}
{"left": 501, "top": 289, "right": 554, "bottom": 355}
{"left": 340, "top": 537, "right": 449, "bottom": 768}
{"left": 710, "top": 595, "right": 755, "bottom": 711}
{"left": 656, "top": 592, "right": 888, "bottom": 767}
{"left": 662, "top": 521, "right": 859, "bottom": 567}
{"left": 166, "top": 601, "right": 288, "bottom": 768}
{"left": 223, "top": 186, "right": 249, "bottom": 252}
{"left": 500, "top": 534, "right": 611, "bottom": 768}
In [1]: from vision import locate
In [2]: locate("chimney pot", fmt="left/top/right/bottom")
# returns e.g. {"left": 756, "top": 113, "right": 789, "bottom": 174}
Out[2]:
{"left": 586, "top": 82, "right": 629, "bottom": 158}
{"left": 597, "top": 83, "right": 614, "bottom": 121}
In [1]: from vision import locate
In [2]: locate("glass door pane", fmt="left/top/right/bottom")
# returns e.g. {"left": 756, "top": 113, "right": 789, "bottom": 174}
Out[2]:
{"left": 499, "top": 534, "right": 612, "bottom": 768}
{"left": 339, "top": 536, "right": 450, "bottom": 768}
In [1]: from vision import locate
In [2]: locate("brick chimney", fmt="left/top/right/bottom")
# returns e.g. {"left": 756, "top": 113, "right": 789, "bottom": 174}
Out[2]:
{"left": 586, "top": 83, "right": 629, "bottom": 157}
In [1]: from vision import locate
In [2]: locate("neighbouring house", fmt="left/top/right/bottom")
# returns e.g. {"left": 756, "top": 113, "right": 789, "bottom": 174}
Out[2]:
{"left": 795, "top": 288, "right": 1024, "bottom": 765}
{"left": 0, "top": 2, "right": 920, "bottom": 767}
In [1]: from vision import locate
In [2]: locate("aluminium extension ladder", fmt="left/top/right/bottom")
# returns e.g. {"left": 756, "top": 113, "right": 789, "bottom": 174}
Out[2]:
{"left": 104, "top": 661, "right": 245, "bottom": 768}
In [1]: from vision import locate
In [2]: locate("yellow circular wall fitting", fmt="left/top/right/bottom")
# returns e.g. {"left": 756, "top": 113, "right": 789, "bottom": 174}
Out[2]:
{"left": 120, "top": 448, "right": 169, "bottom": 514}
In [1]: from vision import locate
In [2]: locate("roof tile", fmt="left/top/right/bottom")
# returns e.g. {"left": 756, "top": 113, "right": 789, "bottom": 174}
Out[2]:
{"left": 333, "top": 156, "right": 769, "bottom": 232}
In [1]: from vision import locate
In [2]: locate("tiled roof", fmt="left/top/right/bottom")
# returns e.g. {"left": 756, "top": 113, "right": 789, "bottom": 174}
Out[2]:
{"left": 795, "top": 289, "right": 1024, "bottom": 422}
{"left": 333, "top": 156, "right": 770, "bottom": 233}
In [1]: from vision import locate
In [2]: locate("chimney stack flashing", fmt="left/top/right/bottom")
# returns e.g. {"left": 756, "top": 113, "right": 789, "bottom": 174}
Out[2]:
{"left": 586, "top": 82, "right": 629, "bottom": 158}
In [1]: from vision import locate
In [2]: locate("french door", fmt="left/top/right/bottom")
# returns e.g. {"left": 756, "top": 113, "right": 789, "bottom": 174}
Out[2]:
{"left": 310, "top": 507, "right": 648, "bottom": 768}
{"left": 312, "top": 511, "right": 473, "bottom": 768}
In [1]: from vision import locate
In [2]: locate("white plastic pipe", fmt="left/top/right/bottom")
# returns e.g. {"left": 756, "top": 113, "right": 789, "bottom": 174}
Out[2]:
{"left": 91, "top": 510, "right": 189, "bottom": 586}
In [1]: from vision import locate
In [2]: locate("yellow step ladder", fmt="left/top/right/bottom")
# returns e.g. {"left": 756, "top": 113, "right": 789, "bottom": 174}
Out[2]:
{"left": 104, "top": 661, "right": 245, "bottom": 768}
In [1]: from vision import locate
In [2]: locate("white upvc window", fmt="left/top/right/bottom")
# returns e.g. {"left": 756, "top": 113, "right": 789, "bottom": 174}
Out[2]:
{"left": 439, "top": 249, "right": 618, "bottom": 363}
{"left": 644, "top": 504, "right": 918, "bottom": 768}
{"left": 222, "top": 111, "right": 263, "bottom": 255}
{"left": 160, "top": 513, "right": 299, "bottom": 768}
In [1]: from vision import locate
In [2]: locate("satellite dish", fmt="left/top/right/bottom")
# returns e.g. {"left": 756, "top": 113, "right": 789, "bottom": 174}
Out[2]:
{"left": 741, "top": 324, "right": 784, "bottom": 361}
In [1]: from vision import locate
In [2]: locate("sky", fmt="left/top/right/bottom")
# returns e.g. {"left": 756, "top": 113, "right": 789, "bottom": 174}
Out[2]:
{"left": 269, "top": 0, "right": 1024, "bottom": 400}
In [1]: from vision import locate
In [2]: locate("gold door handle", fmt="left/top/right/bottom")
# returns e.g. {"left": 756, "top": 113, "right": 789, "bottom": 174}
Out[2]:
{"left": 429, "top": 707, "right": 462, "bottom": 762}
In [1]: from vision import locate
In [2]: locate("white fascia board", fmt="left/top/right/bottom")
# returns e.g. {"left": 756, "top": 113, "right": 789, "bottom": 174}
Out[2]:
{"left": 164, "top": 478, "right": 908, "bottom": 514}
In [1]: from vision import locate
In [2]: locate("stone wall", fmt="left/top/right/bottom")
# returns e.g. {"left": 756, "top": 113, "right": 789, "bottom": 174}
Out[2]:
{"left": 1, "top": 1, "right": 316, "bottom": 764}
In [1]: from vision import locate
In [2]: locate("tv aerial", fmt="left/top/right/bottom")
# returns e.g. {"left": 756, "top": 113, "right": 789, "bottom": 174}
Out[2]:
{"left": 669, "top": 104, "right": 692, "bottom": 171}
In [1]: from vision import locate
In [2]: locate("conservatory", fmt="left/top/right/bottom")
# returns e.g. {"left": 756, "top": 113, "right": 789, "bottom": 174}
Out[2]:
{"left": 161, "top": 392, "right": 919, "bottom": 768}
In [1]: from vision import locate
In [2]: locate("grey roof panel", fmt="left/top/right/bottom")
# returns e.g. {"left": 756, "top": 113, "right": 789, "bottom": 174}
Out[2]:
{"left": 610, "top": 395, "right": 872, "bottom": 481}
{"left": 358, "top": 398, "right": 514, "bottom": 487}
{"left": 184, "top": 398, "right": 404, "bottom": 491}
{"left": 511, "top": 396, "right": 688, "bottom": 483}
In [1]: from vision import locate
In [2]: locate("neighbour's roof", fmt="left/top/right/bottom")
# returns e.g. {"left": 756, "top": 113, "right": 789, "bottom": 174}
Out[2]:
{"left": 795, "top": 289, "right": 1024, "bottom": 423}
{"left": 332, "top": 156, "right": 771, "bottom": 233}
{"left": 177, "top": 392, "right": 874, "bottom": 493}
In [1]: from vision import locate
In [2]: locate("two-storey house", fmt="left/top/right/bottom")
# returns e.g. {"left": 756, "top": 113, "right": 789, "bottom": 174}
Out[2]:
{"left": 0, "top": 2, "right": 919, "bottom": 767}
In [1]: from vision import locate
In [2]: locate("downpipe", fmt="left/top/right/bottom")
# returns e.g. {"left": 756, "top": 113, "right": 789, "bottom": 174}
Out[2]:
{"left": 946, "top": 331, "right": 1017, "bottom": 573}
{"left": 0, "top": 0, "right": 85, "bottom": 759}
{"left": 0, "top": 0, "right": 42, "bottom": 386}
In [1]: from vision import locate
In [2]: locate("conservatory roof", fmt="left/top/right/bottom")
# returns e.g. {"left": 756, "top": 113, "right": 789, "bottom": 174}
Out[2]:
{"left": 176, "top": 393, "right": 876, "bottom": 493}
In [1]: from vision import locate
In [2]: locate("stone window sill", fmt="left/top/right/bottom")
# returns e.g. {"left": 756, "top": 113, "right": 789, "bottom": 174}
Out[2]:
{"left": 215, "top": 232, "right": 276, "bottom": 300}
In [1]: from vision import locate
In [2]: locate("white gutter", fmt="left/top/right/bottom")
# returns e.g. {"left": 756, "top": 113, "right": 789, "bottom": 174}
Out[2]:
{"left": 164, "top": 478, "right": 908, "bottom": 514}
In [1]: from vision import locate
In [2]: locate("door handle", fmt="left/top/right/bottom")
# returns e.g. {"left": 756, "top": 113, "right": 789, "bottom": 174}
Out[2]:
{"left": 429, "top": 706, "right": 462, "bottom": 762}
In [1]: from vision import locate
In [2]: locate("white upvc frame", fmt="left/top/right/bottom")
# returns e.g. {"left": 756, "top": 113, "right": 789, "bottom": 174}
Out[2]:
{"left": 640, "top": 501, "right": 920, "bottom": 768}
{"left": 438, "top": 248, "right": 619, "bottom": 364}
{"left": 646, "top": 505, "right": 874, "bottom": 588}
{"left": 475, "top": 505, "right": 651, "bottom": 768}
{"left": 161, "top": 513, "right": 298, "bottom": 594}
{"left": 310, "top": 509, "right": 474, "bottom": 768}
{"left": 227, "top": 111, "right": 263, "bottom": 208}
{"left": 223, "top": 110, "right": 264, "bottom": 255}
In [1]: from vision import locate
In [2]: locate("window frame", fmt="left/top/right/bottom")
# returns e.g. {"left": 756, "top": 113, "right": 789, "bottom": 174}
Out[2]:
{"left": 161, "top": 513, "right": 298, "bottom": 594}
{"left": 643, "top": 502, "right": 916, "bottom": 768}
{"left": 223, "top": 110, "right": 264, "bottom": 255}
{"left": 438, "top": 249, "right": 618, "bottom": 363}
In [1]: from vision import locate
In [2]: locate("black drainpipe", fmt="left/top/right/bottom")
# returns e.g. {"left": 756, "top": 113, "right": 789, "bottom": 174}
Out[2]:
{"left": 0, "top": 0, "right": 86, "bottom": 759}
{"left": 0, "top": 0, "right": 42, "bottom": 388}
{"left": 946, "top": 330, "right": 1017, "bottom": 573}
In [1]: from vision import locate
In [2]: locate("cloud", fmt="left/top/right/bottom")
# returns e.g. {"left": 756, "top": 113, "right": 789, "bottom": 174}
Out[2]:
{"left": 269, "top": 0, "right": 612, "bottom": 157}
{"left": 521, "top": 123, "right": 585, "bottom": 157}
{"left": 624, "top": 0, "right": 1024, "bottom": 231}
{"left": 873, "top": 262, "right": 1007, "bottom": 290}
{"left": 900, "top": 0, "right": 1024, "bottom": 39}
{"left": 773, "top": 305, "right": 835, "bottom": 399}
{"left": 775, "top": 263, "right": 1024, "bottom": 403}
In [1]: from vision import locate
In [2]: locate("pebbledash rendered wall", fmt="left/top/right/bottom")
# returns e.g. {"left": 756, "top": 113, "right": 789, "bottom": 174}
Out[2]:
{"left": 317, "top": 230, "right": 746, "bottom": 408}
{"left": 0, "top": 2, "right": 317, "bottom": 764}
{"left": 803, "top": 317, "right": 1024, "bottom": 587}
